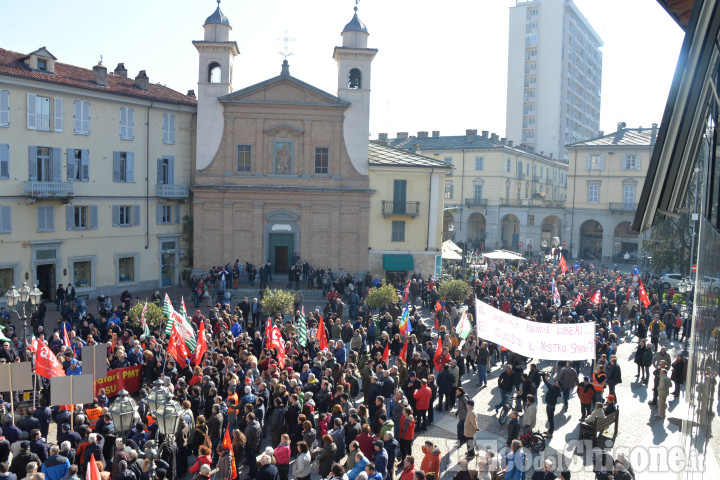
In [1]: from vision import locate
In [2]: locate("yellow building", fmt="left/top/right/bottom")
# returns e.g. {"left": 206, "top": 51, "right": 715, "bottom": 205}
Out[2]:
{"left": 380, "top": 130, "right": 568, "bottom": 252}
{"left": 566, "top": 123, "right": 656, "bottom": 263}
{"left": 368, "top": 141, "right": 450, "bottom": 279}
{"left": 0, "top": 47, "right": 196, "bottom": 302}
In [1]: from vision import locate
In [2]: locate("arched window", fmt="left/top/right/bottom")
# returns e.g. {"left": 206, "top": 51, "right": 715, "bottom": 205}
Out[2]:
{"left": 208, "top": 62, "right": 222, "bottom": 83}
{"left": 348, "top": 68, "right": 362, "bottom": 89}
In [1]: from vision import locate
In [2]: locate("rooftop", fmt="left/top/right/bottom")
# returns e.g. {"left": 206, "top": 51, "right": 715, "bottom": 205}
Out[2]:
{"left": 369, "top": 141, "right": 453, "bottom": 169}
{"left": 204, "top": 5, "right": 231, "bottom": 27}
{"left": 567, "top": 126, "right": 658, "bottom": 147}
{"left": 0, "top": 47, "right": 197, "bottom": 107}
{"left": 343, "top": 10, "right": 368, "bottom": 34}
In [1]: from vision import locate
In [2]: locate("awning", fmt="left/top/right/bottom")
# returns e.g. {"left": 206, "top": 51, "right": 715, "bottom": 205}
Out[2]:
{"left": 441, "top": 245, "right": 462, "bottom": 260}
{"left": 383, "top": 254, "right": 415, "bottom": 271}
{"left": 482, "top": 250, "right": 526, "bottom": 261}
{"left": 442, "top": 239, "right": 463, "bottom": 253}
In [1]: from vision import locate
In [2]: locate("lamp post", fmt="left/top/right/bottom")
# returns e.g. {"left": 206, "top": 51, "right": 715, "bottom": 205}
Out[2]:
{"left": 161, "top": 248, "right": 186, "bottom": 302}
{"left": 108, "top": 389, "right": 137, "bottom": 440}
{"left": 4, "top": 283, "right": 43, "bottom": 360}
{"left": 147, "top": 379, "right": 169, "bottom": 417}
{"left": 154, "top": 392, "right": 181, "bottom": 462}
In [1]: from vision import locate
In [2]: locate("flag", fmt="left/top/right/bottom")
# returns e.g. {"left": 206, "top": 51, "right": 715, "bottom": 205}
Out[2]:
{"left": 552, "top": 276, "right": 561, "bottom": 308}
{"left": 297, "top": 308, "right": 308, "bottom": 347}
{"left": 179, "top": 297, "right": 189, "bottom": 322}
{"left": 0, "top": 330, "right": 10, "bottom": 342}
{"left": 572, "top": 293, "right": 582, "bottom": 308}
{"left": 456, "top": 312, "right": 472, "bottom": 339}
{"left": 591, "top": 290, "right": 602, "bottom": 305}
{"left": 63, "top": 324, "right": 71, "bottom": 348}
{"left": 399, "top": 305, "right": 411, "bottom": 335}
{"left": 559, "top": 255, "right": 568, "bottom": 274}
{"left": 317, "top": 316, "right": 328, "bottom": 351}
{"left": 164, "top": 300, "right": 197, "bottom": 352}
{"left": 26, "top": 335, "right": 38, "bottom": 354}
{"left": 162, "top": 293, "right": 173, "bottom": 318}
{"left": 168, "top": 324, "right": 190, "bottom": 365}
{"left": 222, "top": 426, "right": 237, "bottom": 479}
{"left": 86, "top": 454, "right": 101, "bottom": 480}
{"left": 35, "top": 339, "right": 66, "bottom": 379}
{"left": 111, "top": 332, "right": 116, "bottom": 353}
{"left": 141, "top": 303, "right": 150, "bottom": 338}
{"left": 381, "top": 341, "right": 389, "bottom": 363}
{"left": 193, "top": 321, "right": 207, "bottom": 366}
{"left": 434, "top": 301, "right": 442, "bottom": 330}
{"left": 639, "top": 281, "right": 651, "bottom": 308}
{"left": 269, "top": 325, "right": 286, "bottom": 367}
{"left": 433, "top": 335, "right": 443, "bottom": 371}
{"left": 626, "top": 286, "right": 631, "bottom": 304}
{"left": 265, "top": 318, "right": 272, "bottom": 348}
{"left": 399, "top": 336, "right": 408, "bottom": 363}
{"left": 402, "top": 281, "right": 411, "bottom": 304}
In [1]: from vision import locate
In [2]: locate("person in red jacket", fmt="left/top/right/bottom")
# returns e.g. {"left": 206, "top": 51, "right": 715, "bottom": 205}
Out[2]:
{"left": 413, "top": 379, "right": 432, "bottom": 431}
{"left": 399, "top": 456, "right": 416, "bottom": 480}
{"left": 356, "top": 424, "right": 378, "bottom": 460}
{"left": 398, "top": 408, "right": 416, "bottom": 459}
{"left": 189, "top": 446, "right": 212, "bottom": 475}
{"left": 420, "top": 441, "right": 441, "bottom": 480}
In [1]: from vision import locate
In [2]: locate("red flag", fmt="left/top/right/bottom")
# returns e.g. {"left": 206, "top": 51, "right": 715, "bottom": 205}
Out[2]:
{"left": 402, "top": 281, "right": 411, "bottom": 304}
{"left": 559, "top": 256, "right": 568, "bottom": 274}
{"left": 572, "top": 293, "right": 582, "bottom": 308}
{"left": 381, "top": 341, "right": 389, "bottom": 363}
{"left": 591, "top": 290, "right": 602, "bottom": 305}
{"left": 639, "top": 281, "right": 651, "bottom": 308}
{"left": 269, "top": 326, "right": 286, "bottom": 368}
{"left": 86, "top": 454, "right": 101, "bottom": 480}
{"left": 435, "top": 301, "right": 442, "bottom": 313}
{"left": 193, "top": 321, "right": 208, "bottom": 366}
{"left": 434, "top": 301, "right": 442, "bottom": 330}
{"left": 317, "top": 316, "right": 329, "bottom": 351}
{"left": 111, "top": 332, "right": 116, "bottom": 353}
{"left": 399, "top": 337, "right": 408, "bottom": 363}
{"left": 433, "top": 336, "right": 443, "bottom": 371}
{"left": 168, "top": 324, "right": 190, "bottom": 365}
{"left": 265, "top": 318, "right": 272, "bottom": 348}
{"left": 222, "top": 426, "right": 237, "bottom": 479}
{"left": 27, "top": 335, "right": 38, "bottom": 354}
{"left": 36, "top": 340, "right": 66, "bottom": 379}
{"left": 63, "top": 325, "right": 75, "bottom": 358}
{"left": 626, "top": 286, "right": 631, "bottom": 304}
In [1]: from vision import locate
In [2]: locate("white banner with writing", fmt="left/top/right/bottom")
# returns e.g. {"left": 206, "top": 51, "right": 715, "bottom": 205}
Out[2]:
{"left": 475, "top": 299, "right": 595, "bottom": 360}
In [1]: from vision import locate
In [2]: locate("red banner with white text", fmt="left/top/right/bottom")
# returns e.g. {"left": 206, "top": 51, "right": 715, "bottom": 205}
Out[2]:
{"left": 93, "top": 365, "right": 142, "bottom": 397}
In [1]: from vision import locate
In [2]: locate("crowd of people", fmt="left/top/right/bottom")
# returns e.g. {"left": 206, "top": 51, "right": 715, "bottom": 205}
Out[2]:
{"left": 0, "top": 256, "right": 704, "bottom": 480}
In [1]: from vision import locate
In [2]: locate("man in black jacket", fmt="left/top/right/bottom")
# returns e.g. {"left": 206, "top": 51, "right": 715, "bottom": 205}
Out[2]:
{"left": 9, "top": 442, "right": 40, "bottom": 477}
{"left": 494, "top": 365, "right": 515, "bottom": 413}
{"left": 542, "top": 373, "right": 562, "bottom": 438}
{"left": 256, "top": 454, "right": 279, "bottom": 480}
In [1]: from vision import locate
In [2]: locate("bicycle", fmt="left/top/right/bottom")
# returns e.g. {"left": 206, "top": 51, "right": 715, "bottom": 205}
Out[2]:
{"left": 518, "top": 425, "right": 546, "bottom": 452}
{"left": 498, "top": 392, "right": 516, "bottom": 425}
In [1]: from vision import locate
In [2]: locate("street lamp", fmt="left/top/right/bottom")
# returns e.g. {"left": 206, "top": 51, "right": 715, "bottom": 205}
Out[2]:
{"left": 4, "top": 282, "right": 43, "bottom": 360}
{"left": 155, "top": 393, "right": 181, "bottom": 438}
{"left": 108, "top": 389, "right": 137, "bottom": 438}
{"left": 147, "top": 379, "right": 169, "bottom": 415}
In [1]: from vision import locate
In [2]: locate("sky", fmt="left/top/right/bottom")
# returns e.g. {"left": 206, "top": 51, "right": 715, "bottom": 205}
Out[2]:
{"left": 2, "top": 0, "right": 685, "bottom": 140}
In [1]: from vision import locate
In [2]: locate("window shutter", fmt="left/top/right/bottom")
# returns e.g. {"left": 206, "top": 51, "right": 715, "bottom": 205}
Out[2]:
{"left": 0, "top": 144, "right": 9, "bottom": 179}
{"left": 112, "top": 205, "right": 120, "bottom": 226}
{"left": 0, "top": 90, "right": 9, "bottom": 126}
{"left": 126, "top": 152, "right": 134, "bottom": 182}
{"left": 47, "top": 206, "right": 54, "bottom": 231}
{"left": 66, "top": 148, "right": 74, "bottom": 181}
{"left": 168, "top": 156, "right": 175, "bottom": 184}
{"left": 175, "top": 204, "right": 180, "bottom": 224}
{"left": 120, "top": 107, "right": 127, "bottom": 138}
{"left": 134, "top": 205, "right": 140, "bottom": 226}
{"left": 162, "top": 114, "right": 168, "bottom": 143}
{"left": 74, "top": 100, "right": 82, "bottom": 133}
{"left": 66, "top": 205, "right": 74, "bottom": 230}
{"left": 81, "top": 102, "right": 89, "bottom": 134}
{"left": 28, "top": 146, "right": 38, "bottom": 181}
{"left": 156, "top": 205, "right": 162, "bottom": 224}
{"left": 599, "top": 155, "right": 605, "bottom": 170}
{"left": 128, "top": 108, "right": 134, "bottom": 139}
{"left": 169, "top": 114, "right": 175, "bottom": 144}
{"left": 585, "top": 155, "right": 591, "bottom": 170}
{"left": 621, "top": 155, "right": 627, "bottom": 170}
{"left": 38, "top": 206, "right": 45, "bottom": 231}
{"left": 27, "top": 93, "right": 37, "bottom": 129}
{"left": 54, "top": 97, "right": 63, "bottom": 132}
{"left": 0, "top": 206, "right": 10, "bottom": 233}
{"left": 51, "top": 148, "right": 62, "bottom": 182}
{"left": 157, "top": 158, "right": 163, "bottom": 184}
{"left": 81, "top": 149, "right": 89, "bottom": 181}
{"left": 89, "top": 205, "right": 98, "bottom": 229}
{"left": 113, "top": 152, "right": 121, "bottom": 181}
{"left": 636, "top": 156, "right": 641, "bottom": 171}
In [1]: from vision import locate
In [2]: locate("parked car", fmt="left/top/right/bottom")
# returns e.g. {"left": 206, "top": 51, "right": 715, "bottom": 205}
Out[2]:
{"left": 659, "top": 273, "right": 687, "bottom": 289}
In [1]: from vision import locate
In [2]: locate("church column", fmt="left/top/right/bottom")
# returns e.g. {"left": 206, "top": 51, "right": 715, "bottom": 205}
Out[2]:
{"left": 253, "top": 202, "right": 264, "bottom": 262}
{"left": 223, "top": 201, "right": 234, "bottom": 261}
{"left": 303, "top": 120, "right": 313, "bottom": 175}
{"left": 192, "top": 200, "right": 205, "bottom": 269}
{"left": 330, "top": 203, "right": 342, "bottom": 268}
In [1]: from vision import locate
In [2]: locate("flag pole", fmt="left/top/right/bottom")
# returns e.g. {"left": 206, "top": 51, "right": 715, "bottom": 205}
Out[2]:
{"left": 7, "top": 365, "right": 14, "bottom": 425}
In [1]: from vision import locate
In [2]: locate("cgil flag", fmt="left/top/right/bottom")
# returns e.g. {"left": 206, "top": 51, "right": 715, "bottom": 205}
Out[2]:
{"left": 193, "top": 321, "right": 208, "bottom": 366}
{"left": 86, "top": 454, "right": 101, "bottom": 480}
{"left": 317, "top": 316, "right": 329, "bottom": 351}
{"left": 399, "top": 336, "right": 409, "bottom": 363}
{"left": 221, "top": 426, "right": 238, "bottom": 479}
{"left": 559, "top": 255, "right": 568, "bottom": 274}
{"left": 163, "top": 294, "right": 197, "bottom": 351}
{"left": 456, "top": 311, "right": 472, "bottom": 340}
{"left": 36, "top": 339, "right": 66, "bottom": 379}
{"left": 591, "top": 290, "right": 602, "bottom": 305}
{"left": 168, "top": 323, "right": 190, "bottom": 365}
{"left": 552, "top": 276, "right": 561, "bottom": 308}
{"left": 639, "top": 281, "right": 651, "bottom": 308}
{"left": 141, "top": 303, "right": 150, "bottom": 338}
{"left": 297, "top": 307, "right": 308, "bottom": 347}
{"left": 572, "top": 293, "right": 582, "bottom": 308}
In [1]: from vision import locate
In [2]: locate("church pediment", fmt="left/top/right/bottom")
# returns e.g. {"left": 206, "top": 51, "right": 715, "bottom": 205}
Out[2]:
{"left": 263, "top": 123, "right": 304, "bottom": 137}
{"left": 219, "top": 74, "right": 350, "bottom": 108}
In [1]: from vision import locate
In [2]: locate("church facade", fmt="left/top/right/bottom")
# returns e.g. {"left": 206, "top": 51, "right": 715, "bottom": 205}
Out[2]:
{"left": 191, "top": 5, "right": 377, "bottom": 275}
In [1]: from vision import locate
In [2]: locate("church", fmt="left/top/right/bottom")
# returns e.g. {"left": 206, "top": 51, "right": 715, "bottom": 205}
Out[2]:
{"left": 191, "top": 3, "right": 377, "bottom": 275}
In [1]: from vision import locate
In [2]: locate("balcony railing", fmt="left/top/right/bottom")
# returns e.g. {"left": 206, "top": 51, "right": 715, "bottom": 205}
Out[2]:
{"left": 465, "top": 198, "right": 488, "bottom": 208}
{"left": 609, "top": 202, "right": 637, "bottom": 213}
{"left": 382, "top": 201, "right": 420, "bottom": 217}
{"left": 499, "top": 197, "right": 526, "bottom": 207}
{"left": 24, "top": 181, "right": 73, "bottom": 199}
{"left": 156, "top": 184, "right": 189, "bottom": 199}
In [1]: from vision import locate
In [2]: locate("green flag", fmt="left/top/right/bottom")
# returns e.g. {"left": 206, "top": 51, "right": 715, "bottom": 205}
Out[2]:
{"left": 297, "top": 311, "right": 307, "bottom": 347}
{"left": 456, "top": 311, "right": 472, "bottom": 340}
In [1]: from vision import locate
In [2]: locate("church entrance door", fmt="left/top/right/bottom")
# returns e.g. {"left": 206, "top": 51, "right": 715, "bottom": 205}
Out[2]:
{"left": 269, "top": 233, "right": 294, "bottom": 275}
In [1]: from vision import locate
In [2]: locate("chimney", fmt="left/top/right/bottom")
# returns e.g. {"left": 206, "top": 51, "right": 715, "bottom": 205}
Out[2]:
{"left": 432, "top": 131, "right": 440, "bottom": 137}
{"left": 187, "top": 89, "right": 196, "bottom": 98}
{"left": 617, "top": 121, "right": 626, "bottom": 132}
{"left": 397, "top": 132, "right": 408, "bottom": 139}
{"left": 92, "top": 63, "right": 107, "bottom": 87}
{"left": 466, "top": 129, "right": 477, "bottom": 139}
{"left": 491, "top": 133, "right": 499, "bottom": 142}
{"left": 638, "top": 126, "right": 643, "bottom": 133}
{"left": 114, "top": 63, "right": 127, "bottom": 78}
{"left": 412, "top": 143, "right": 420, "bottom": 152}
{"left": 508, "top": 140, "right": 514, "bottom": 147}
{"left": 651, "top": 123, "right": 658, "bottom": 145}
{"left": 482, "top": 130, "right": 489, "bottom": 138}
{"left": 378, "top": 133, "right": 388, "bottom": 142}
{"left": 134, "top": 70, "right": 149, "bottom": 91}
{"left": 527, "top": 145, "right": 534, "bottom": 153}
{"left": 281, "top": 59, "right": 290, "bottom": 76}
{"left": 598, "top": 130, "right": 604, "bottom": 137}
{"left": 417, "top": 131, "right": 429, "bottom": 138}
{"left": 500, "top": 137, "right": 507, "bottom": 145}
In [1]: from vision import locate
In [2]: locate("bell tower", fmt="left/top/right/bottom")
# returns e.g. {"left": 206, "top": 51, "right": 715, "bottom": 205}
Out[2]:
{"left": 193, "top": 0, "right": 239, "bottom": 171}
{"left": 333, "top": 4, "right": 377, "bottom": 176}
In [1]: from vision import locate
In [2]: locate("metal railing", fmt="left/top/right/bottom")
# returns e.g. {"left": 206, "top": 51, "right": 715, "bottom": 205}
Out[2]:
{"left": 156, "top": 184, "right": 189, "bottom": 198}
{"left": 609, "top": 202, "right": 637, "bottom": 213}
{"left": 24, "top": 181, "right": 73, "bottom": 198}
{"left": 381, "top": 201, "right": 420, "bottom": 217}
{"left": 465, "top": 198, "right": 488, "bottom": 207}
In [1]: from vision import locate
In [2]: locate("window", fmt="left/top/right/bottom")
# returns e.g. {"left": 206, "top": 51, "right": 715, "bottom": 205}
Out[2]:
{"left": 37, "top": 206, "right": 54, "bottom": 232}
{"left": 314, "top": 147, "right": 329, "bottom": 175}
{"left": 0, "top": 144, "right": 8, "bottom": 179}
{"left": 507, "top": 158, "right": 511, "bottom": 172}
{"left": 391, "top": 220, "right": 405, "bottom": 242}
{"left": 67, "top": 149, "right": 89, "bottom": 181}
{"left": 0, "top": 267, "right": 14, "bottom": 294}
{"left": 0, "top": 206, "right": 10, "bottom": 233}
{"left": 162, "top": 113, "right": 175, "bottom": 144}
{"left": 156, "top": 205, "right": 180, "bottom": 225}
{"left": 473, "top": 184, "right": 483, "bottom": 201}
{"left": 526, "top": 163, "right": 530, "bottom": 175}
{"left": 66, "top": 205, "right": 98, "bottom": 230}
{"left": 72, "top": 260, "right": 92, "bottom": 288}
{"left": 587, "top": 183, "right": 600, "bottom": 204}
{"left": 518, "top": 161, "right": 523, "bottom": 176}
{"left": 29, "top": 146, "right": 62, "bottom": 182}
{"left": 444, "top": 183, "right": 454, "bottom": 199}
{"left": 528, "top": 215, "right": 535, "bottom": 226}
{"left": 73, "top": 100, "right": 90, "bottom": 134}
{"left": 622, "top": 154, "right": 640, "bottom": 170}
{"left": 525, "top": 183, "right": 529, "bottom": 198}
{"left": 585, "top": 154, "right": 605, "bottom": 170}
{"left": 157, "top": 156, "right": 175, "bottom": 185}
{"left": 118, "top": 256, "right": 136, "bottom": 283}
{"left": 623, "top": 184, "right": 636, "bottom": 207}
{"left": 113, "top": 152, "right": 134, "bottom": 182}
{"left": 120, "top": 107, "right": 134, "bottom": 140}
{"left": 348, "top": 68, "right": 362, "bottom": 89}
{"left": 113, "top": 205, "right": 140, "bottom": 227}
{"left": 37, "top": 59, "right": 47, "bottom": 71}
{"left": 0, "top": 90, "right": 8, "bottom": 127}
{"left": 444, "top": 156, "right": 453, "bottom": 166}
{"left": 237, "top": 145, "right": 252, "bottom": 173}
{"left": 475, "top": 156, "right": 484, "bottom": 171}
{"left": 27, "top": 94, "right": 62, "bottom": 132}
{"left": 208, "top": 62, "right": 222, "bottom": 83}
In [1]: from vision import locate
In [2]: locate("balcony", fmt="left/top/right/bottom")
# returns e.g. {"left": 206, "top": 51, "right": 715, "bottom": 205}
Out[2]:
{"left": 609, "top": 202, "right": 637, "bottom": 213}
{"left": 499, "top": 198, "right": 526, "bottom": 207}
{"left": 156, "top": 184, "right": 189, "bottom": 199}
{"left": 382, "top": 201, "right": 420, "bottom": 218}
{"left": 465, "top": 198, "right": 488, "bottom": 208}
{"left": 24, "top": 181, "right": 73, "bottom": 199}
